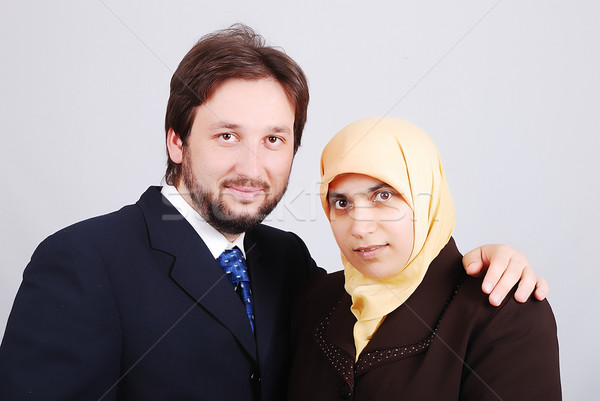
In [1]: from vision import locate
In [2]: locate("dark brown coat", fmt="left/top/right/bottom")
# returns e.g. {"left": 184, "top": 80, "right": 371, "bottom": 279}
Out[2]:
{"left": 288, "top": 239, "right": 561, "bottom": 400}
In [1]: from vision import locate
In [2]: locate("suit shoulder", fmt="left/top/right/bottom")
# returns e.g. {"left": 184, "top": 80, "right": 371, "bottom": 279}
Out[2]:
{"left": 251, "top": 224, "right": 302, "bottom": 241}
{"left": 248, "top": 224, "right": 324, "bottom": 281}
{"left": 297, "top": 270, "right": 345, "bottom": 308}
{"left": 54, "top": 186, "right": 161, "bottom": 241}
{"left": 455, "top": 273, "right": 557, "bottom": 331}
{"left": 250, "top": 224, "right": 313, "bottom": 255}
{"left": 307, "top": 270, "right": 344, "bottom": 292}
{"left": 66, "top": 202, "right": 141, "bottom": 232}
{"left": 51, "top": 203, "right": 142, "bottom": 241}
{"left": 454, "top": 274, "right": 561, "bottom": 399}
{"left": 31, "top": 202, "right": 146, "bottom": 266}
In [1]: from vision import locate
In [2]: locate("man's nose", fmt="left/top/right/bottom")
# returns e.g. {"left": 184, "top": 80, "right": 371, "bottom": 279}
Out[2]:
{"left": 234, "top": 141, "right": 263, "bottom": 179}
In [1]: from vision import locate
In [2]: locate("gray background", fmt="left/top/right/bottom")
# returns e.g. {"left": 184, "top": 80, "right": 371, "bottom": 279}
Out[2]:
{"left": 1, "top": 0, "right": 597, "bottom": 399}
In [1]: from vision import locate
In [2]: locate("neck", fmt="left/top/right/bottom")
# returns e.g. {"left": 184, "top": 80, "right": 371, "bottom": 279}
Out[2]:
{"left": 222, "top": 232, "right": 241, "bottom": 243}
{"left": 175, "top": 182, "right": 195, "bottom": 215}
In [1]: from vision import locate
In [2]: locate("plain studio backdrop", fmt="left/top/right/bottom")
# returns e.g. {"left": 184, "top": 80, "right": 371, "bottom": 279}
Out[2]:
{"left": 1, "top": 1, "right": 597, "bottom": 399}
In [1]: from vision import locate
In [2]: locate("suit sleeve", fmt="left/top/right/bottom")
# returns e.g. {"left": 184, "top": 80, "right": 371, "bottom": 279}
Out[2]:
{"left": 460, "top": 295, "right": 562, "bottom": 400}
{"left": 0, "top": 230, "right": 122, "bottom": 401}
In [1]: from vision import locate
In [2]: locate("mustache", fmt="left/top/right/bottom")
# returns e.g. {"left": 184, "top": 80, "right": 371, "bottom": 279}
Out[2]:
{"left": 220, "top": 177, "right": 270, "bottom": 191}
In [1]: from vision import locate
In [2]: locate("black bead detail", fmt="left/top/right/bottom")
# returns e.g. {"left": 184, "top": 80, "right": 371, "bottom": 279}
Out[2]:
{"left": 355, "top": 274, "right": 465, "bottom": 376}
{"left": 313, "top": 301, "right": 355, "bottom": 391}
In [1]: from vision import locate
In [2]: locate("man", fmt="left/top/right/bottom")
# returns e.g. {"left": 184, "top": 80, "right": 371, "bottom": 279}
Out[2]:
{"left": 0, "top": 25, "right": 546, "bottom": 401}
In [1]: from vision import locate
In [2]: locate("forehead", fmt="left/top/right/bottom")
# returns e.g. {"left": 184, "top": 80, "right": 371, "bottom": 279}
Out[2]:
{"left": 208, "top": 78, "right": 292, "bottom": 106}
{"left": 328, "top": 173, "right": 389, "bottom": 195}
{"left": 193, "top": 77, "right": 295, "bottom": 131}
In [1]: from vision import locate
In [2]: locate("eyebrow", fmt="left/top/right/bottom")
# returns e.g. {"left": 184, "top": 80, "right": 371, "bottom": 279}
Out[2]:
{"left": 327, "top": 183, "right": 392, "bottom": 201}
{"left": 209, "top": 121, "right": 292, "bottom": 135}
{"left": 367, "top": 183, "right": 389, "bottom": 193}
{"left": 208, "top": 121, "right": 240, "bottom": 131}
{"left": 327, "top": 191, "right": 345, "bottom": 201}
{"left": 270, "top": 126, "right": 292, "bottom": 135}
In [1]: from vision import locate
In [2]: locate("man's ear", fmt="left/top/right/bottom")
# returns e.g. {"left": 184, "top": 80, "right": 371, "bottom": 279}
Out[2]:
{"left": 166, "top": 128, "right": 183, "bottom": 164}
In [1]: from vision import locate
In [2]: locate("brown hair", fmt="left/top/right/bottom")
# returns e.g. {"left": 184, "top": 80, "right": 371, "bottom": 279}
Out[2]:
{"left": 164, "top": 24, "right": 309, "bottom": 185}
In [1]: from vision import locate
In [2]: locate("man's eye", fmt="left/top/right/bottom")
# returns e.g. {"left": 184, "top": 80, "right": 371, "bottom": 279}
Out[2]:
{"left": 221, "top": 133, "right": 233, "bottom": 141}
{"left": 267, "top": 136, "right": 280, "bottom": 143}
{"left": 374, "top": 191, "right": 392, "bottom": 202}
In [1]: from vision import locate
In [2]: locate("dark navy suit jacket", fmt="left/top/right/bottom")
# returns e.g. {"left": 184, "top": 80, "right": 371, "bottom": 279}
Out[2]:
{"left": 0, "top": 186, "right": 322, "bottom": 400}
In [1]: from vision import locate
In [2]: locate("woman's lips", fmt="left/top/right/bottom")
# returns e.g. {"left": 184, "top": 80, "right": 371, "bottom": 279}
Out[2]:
{"left": 353, "top": 244, "right": 388, "bottom": 259}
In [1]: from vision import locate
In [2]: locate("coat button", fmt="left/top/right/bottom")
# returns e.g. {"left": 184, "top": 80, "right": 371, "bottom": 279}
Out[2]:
{"left": 339, "top": 382, "right": 352, "bottom": 399}
{"left": 250, "top": 372, "right": 261, "bottom": 384}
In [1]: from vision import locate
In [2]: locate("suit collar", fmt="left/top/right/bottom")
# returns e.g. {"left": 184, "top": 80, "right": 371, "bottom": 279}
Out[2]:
{"left": 160, "top": 184, "right": 247, "bottom": 259}
{"left": 136, "top": 187, "right": 257, "bottom": 361}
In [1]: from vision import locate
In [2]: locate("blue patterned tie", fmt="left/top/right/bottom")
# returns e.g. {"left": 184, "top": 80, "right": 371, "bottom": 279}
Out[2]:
{"left": 217, "top": 247, "right": 255, "bottom": 333}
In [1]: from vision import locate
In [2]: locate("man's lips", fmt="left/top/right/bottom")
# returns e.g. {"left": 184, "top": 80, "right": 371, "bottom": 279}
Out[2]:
{"left": 223, "top": 185, "right": 266, "bottom": 201}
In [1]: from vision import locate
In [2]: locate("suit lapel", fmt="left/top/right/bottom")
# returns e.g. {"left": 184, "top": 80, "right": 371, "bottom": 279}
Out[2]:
{"left": 325, "top": 294, "right": 356, "bottom": 360}
{"left": 169, "top": 233, "right": 257, "bottom": 361}
{"left": 310, "top": 291, "right": 357, "bottom": 389}
{"left": 243, "top": 231, "right": 282, "bottom": 368}
{"left": 137, "top": 187, "right": 257, "bottom": 361}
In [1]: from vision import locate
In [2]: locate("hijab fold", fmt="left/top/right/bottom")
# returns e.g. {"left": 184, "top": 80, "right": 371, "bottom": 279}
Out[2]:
{"left": 320, "top": 117, "right": 456, "bottom": 358}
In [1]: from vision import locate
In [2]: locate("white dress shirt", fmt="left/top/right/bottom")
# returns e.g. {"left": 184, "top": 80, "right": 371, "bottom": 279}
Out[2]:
{"left": 161, "top": 184, "right": 246, "bottom": 258}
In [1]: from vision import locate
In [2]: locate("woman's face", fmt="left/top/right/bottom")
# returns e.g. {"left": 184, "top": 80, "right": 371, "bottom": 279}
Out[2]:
{"left": 327, "top": 173, "right": 415, "bottom": 280}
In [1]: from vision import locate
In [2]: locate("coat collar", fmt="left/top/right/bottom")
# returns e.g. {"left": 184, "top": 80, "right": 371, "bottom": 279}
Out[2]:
{"left": 136, "top": 186, "right": 257, "bottom": 361}
{"left": 363, "top": 238, "right": 463, "bottom": 353}
{"left": 316, "top": 239, "right": 464, "bottom": 380}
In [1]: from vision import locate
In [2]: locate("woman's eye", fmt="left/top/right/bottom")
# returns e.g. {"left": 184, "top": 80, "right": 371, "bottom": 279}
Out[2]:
{"left": 221, "top": 133, "right": 233, "bottom": 141}
{"left": 333, "top": 199, "right": 348, "bottom": 210}
{"left": 374, "top": 191, "right": 392, "bottom": 202}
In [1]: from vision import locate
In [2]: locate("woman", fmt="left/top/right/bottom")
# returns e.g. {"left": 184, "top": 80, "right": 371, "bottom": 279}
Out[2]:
{"left": 287, "top": 117, "right": 561, "bottom": 400}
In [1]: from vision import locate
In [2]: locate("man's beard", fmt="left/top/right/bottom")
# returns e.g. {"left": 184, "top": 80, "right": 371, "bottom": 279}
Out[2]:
{"left": 181, "top": 148, "right": 288, "bottom": 236}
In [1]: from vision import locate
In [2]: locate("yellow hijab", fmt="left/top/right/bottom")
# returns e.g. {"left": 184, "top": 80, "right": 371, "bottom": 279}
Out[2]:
{"left": 320, "top": 116, "right": 456, "bottom": 358}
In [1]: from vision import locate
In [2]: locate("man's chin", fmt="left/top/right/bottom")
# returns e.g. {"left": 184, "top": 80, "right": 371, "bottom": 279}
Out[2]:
{"left": 193, "top": 190, "right": 282, "bottom": 235}
{"left": 221, "top": 199, "right": 268, "bottom": 216}
{"left": 208, "top": 210, "right": 268, "bottom": 236}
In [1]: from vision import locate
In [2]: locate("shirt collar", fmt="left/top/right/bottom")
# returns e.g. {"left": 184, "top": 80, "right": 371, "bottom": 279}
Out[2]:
{"left": 161, "top": 184, "right": 246, "bottom": 259}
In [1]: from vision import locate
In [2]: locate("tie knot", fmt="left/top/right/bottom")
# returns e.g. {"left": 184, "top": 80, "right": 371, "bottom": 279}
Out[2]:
{"left": 217, "top": 248, "right": 249, "bottom": 284}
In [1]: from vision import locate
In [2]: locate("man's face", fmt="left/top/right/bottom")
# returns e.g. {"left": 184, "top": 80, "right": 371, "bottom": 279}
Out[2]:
{"left": 171, "top": 78, "right": 295, "bottom": 237}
